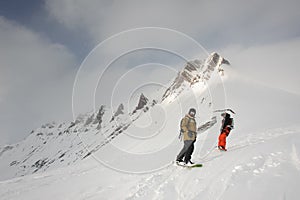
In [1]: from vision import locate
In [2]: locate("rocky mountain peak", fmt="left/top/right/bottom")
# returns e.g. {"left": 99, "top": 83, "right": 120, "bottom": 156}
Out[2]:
{"left": 162, "top": 52, "right": 230, "bottom": 102}
{"left": 115, "top": 103, "right": 124, "bottom": 116}
{"left": 136, "top": 93, "right": 149, "bottom": 110}
{"left": 110, "top": 103, "right": 124, "bottom": 122}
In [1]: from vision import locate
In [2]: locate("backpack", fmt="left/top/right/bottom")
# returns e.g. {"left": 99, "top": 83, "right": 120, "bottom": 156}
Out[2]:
{"left": 228, "top": 117, "right": 234, "bottom": 129}
{"left": 222, "top": 114, "right": 234, "bottom": 131}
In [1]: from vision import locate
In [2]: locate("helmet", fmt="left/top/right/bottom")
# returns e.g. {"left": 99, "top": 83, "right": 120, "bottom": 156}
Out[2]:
{"left": 188, "top": 108, "right": 196, "bottom": 116}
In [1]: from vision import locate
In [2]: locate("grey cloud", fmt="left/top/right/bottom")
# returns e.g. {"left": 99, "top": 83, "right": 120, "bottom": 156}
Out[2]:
{"left": 0, "top": 17, "right": 77, "bottom": 145}
{"left": 45, "top": 0, "right": 300, "bottom": 47}
{"left": 45, "top": 0, "right": 300, "bottom": 94}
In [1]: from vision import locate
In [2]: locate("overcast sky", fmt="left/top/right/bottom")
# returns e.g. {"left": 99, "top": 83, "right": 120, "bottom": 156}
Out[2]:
{"left": 0, "top": 0, "right": 300, "bottom": 145}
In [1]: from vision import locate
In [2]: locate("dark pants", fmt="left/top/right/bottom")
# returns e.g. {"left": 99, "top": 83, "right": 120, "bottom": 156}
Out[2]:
{"left": 176, "top": 140, "right": 195, "bottom": 163}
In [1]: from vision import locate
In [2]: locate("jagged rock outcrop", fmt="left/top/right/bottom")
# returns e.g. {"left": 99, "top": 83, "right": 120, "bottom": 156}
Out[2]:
{"left": 136, "top": 94, "right": 149, "bottom": 110}
{"left": 132, "top": 93, "right": 149, "bottom": 114}
{"left": 110, "top": 103, "right": 124, "bottom": 122}
{"left": 114, "top": 103, "right": 124, "bottom": 116}
{"left": 94, "top": 105, "right": 105, "bottom": 129}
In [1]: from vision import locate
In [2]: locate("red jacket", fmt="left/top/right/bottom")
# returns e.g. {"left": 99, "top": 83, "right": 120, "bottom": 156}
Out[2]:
{"left": 221, "top": 127, "right": 231, "bottom": 136}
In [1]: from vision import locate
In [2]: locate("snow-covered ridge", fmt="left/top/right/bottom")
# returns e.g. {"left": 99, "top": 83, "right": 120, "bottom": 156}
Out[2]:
{"left": 0, "top": 93, "right": 155, "bottom": 181}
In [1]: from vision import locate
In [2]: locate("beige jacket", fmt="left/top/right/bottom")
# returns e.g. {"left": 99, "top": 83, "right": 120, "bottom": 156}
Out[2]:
{"left": 180, "top": 114, "right": 197, "bottom": 141}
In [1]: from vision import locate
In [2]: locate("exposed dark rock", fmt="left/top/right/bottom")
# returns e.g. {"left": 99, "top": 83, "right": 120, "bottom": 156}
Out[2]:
{"left": 82, "top": 152, "right": 91, "bottom": 159}
{"left": 94, "top": 105, "right": 105, "bottom": 124}
{"left": 221, "top": 58, "right": 230, "bottom": 65}
{"left": 143, "top": 106, "right": 149, "bottom": 112}
{"left": 94, "top": 105, "right": 105, "bottom": 130}
{"left": 115, "top": 103, "right": 124, "bottom": 116}
{"left": 32, "top": 159, "right": 48, "bottom": 170}
{"left": 136, "top": 93, "right": 149, "bottom": 110}
{"left": 10, "top": 160, "right": 19, "bottom": 166}
{"left": 151, "top": 100, "right": 157, "bottom": 106}
{"left": 110, "top": 103, "right": 124, "bottom": 122}
{"left": 58, "top": 153, "right": 65, "bottom": 159}
{"left": 68, "top": 122, "right": 75, "bottom": 129}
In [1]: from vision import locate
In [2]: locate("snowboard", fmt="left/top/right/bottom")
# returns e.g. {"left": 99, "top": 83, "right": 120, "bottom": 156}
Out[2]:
{"left": 176, "top": 162, "right": 203, "bottom": 168}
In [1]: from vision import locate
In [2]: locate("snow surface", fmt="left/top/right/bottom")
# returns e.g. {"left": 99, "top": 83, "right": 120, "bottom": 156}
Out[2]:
{"left": 1, "top": 53, "right": 300, "bottom": 199}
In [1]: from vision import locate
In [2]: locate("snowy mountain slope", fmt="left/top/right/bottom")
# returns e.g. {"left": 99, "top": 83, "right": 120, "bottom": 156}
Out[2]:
{"left": 1, "top": 52, "right": 300, "bottom": 199}
{"left": 0, "top": 95, "right": 153, "bottom": 181}
{"left": 0, "top": 126, "right": 299, "bottom": 200}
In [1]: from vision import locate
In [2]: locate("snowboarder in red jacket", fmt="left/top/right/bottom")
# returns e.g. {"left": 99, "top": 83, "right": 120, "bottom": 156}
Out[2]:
{"left": 218, "top": 112, "right": 234, "bottom": 151}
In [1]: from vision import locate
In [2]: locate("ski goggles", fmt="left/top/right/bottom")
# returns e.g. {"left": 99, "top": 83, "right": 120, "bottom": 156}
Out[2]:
{"left": 189, "top": 111, "right": 195, "bottom": 116}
